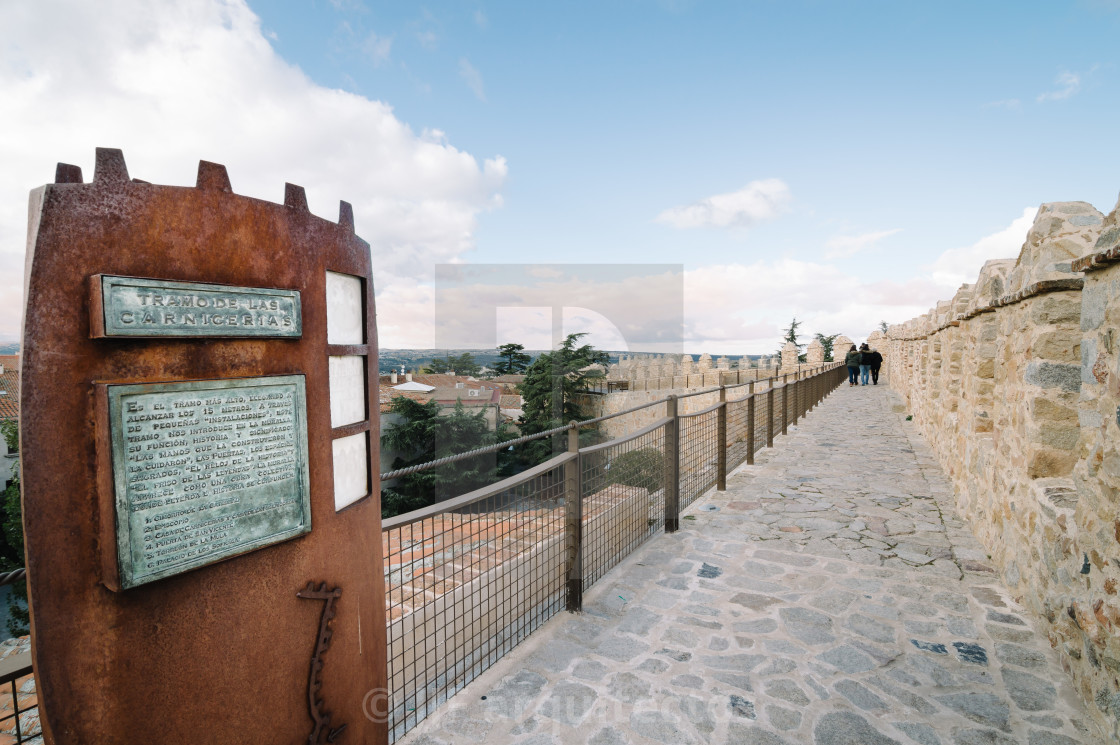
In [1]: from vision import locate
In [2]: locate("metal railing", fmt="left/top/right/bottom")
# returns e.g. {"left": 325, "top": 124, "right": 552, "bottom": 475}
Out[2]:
{"left": 0, "top": 571, "right": 35, "bottom": 743}
{"left": 380, "top": 362, "right": 845, "bottom": 741}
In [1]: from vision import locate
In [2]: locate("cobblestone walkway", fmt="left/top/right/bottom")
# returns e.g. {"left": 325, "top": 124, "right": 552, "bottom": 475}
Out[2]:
{"left": 401, "top": 385, "right": 1108, "bottom": 745}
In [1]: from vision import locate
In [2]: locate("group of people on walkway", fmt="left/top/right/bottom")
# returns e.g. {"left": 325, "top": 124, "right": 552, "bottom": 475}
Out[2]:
{"left": 845, "top": 343, "right": 882, "bottom": 386}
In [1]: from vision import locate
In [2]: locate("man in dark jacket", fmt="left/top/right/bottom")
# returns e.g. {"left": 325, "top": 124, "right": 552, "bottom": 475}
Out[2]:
{"left": 863, "top": 347, "right": 884, "bottom": 385}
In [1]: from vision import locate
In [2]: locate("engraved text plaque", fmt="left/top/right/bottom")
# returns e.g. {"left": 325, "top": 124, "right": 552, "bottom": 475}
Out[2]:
{"left": 94, "top": 275, "right": 302, "bottom": 338}
{"left": 107, "top": 376, "right": 311, "bottom": 588}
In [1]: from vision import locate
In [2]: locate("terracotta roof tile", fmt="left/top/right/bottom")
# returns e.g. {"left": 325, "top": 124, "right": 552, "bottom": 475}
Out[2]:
{"left": 0, "top": 368, "right": 18, "bottom": 420}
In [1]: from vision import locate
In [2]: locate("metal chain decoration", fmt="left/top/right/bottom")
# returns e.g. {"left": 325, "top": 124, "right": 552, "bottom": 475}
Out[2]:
{"left": 297, "top": 582, "right": 346, "bottom": 744}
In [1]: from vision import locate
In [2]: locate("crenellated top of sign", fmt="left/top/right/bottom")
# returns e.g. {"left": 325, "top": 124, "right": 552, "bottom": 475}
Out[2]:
{"left": 91, "top": 274, "right": 302, "bottom": 338}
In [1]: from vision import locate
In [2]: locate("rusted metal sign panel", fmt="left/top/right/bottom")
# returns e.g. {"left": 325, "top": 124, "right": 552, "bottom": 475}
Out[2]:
{"left": 91, "top": 274, "right": 302, "bottom": 338}
{"left": 20, "top": 149, "right": 386, "bottom": 744}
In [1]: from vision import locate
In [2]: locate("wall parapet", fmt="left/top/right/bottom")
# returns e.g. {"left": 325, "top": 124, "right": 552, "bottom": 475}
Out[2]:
{"left": 881, "top": 197, "right": 1120, "bottom": 740}
{"left": 889, "top": 277, "right": 1088, "bottom": 341}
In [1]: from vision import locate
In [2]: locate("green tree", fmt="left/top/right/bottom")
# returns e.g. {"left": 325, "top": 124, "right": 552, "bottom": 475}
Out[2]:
{"left": 494, "top": 343, "right": 531, "bottom": 375}
{"left": 0, "top": 420, "right": 27, "bottom": 637}
{"left": 423, "top": 357, "right": 450, "bottom": 374}
{"left": 450, "top": 352, "right": 481, "bottom": 376}
{"left": 518, "top": 333, "right": 609, "bottom": 464}
{"left": 814, "top": 332, "right": 839, "bottom": 362}
{"left": 781, "top": 317, "right": 808, "bottom": 361}
{"left": 879, "top": 320, "right": 889, "bottom": 334}
{"left": 380, "top": 398, "right": 513, "bottom": 518}
{"left": 424, "top": 353, "right": 481, "bottom": 376}
{"left": 782, "top": 317, "right": 803, "bottom": 349}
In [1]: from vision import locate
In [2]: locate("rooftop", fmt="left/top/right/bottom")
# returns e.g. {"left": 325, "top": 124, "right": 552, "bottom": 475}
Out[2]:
{"left": 0, "top": 365, "right": 18, "bottom": 420}
{"left": 379, "top": 373, "right": 503, "bottom": 413}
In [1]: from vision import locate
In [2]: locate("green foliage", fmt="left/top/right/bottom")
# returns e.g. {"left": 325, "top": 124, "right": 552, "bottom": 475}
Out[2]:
{"left": 1, "top": 480, "right": 26, "bottom": 637}
{"left": 783, "top": 317, "right": 803, "bottom": 349}
{"left": 494, "top": 343, "right": 531, "bottom": 375}
{"left": 423, "top": 352, "right": 481, "bottom": 376}
{"left": 814, "top": 332, "right": 839, "bottom": 362}
{"left": 517, "top": 334, "right": 608, "bottom": 464}
{"left": 879, "top": 320, "right": 889, "bottom": 334}
{"left": 781, "top": 317, "right": 806, "bottom": 359}
{"left": 605, "top": 447, "right": 665, "bottom": 493}
{"left": 0, "top": 420, "right": 15, "bottom": 454}
{"left": 423, "top": 357, "right": 451, "bottom": 374}
{"left": 0, "top": 420, "right": 26, "bottom": 637}
{"left": 380, "top": 398, "right": 514, "bottom": 518}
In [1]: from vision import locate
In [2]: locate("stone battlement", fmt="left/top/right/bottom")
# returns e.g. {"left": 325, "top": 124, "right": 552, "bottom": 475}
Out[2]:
{"left": 878, "top": 198, "right": 1120, "bottom": 739}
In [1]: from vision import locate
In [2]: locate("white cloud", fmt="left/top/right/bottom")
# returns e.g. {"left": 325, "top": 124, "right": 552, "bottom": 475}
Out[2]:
{"left": 458, "top": 57, "right": 485, "bottom": 101}
{"left": 680, "top": 260, "right": 947, "bottom": 352}
{"left": 1037, "top": 71, "right": 1081, "bottom": 102}
{"left": 655, "top": 179, "right": 791, "bottom": 230}
{"left": 362, "top": 32, "right": 392, "bottom": 66}
{"left": 0, "top": 0, "right": 506, "bottom": 345}
{"left": 824, "top": 228, "right": 901, "bottom": 259}
{"left": 473, "top": 10, "right": 488, "bottom": 29}
{"left": 926, "top": 207, "right": 1035, "bottom": 289}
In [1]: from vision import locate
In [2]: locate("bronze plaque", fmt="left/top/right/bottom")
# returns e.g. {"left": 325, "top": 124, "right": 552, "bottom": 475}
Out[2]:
{"left": 94, "top": 274, "right": 302, "bottom": 338}
{"left": 107, "top": 375, "right": 311, "bottom": 589}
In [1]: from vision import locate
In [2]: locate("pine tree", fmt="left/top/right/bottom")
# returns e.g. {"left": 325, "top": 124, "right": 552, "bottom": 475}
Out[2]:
{"left": 494, "top": 343, "right": 531, "bottom": 375}
{"left": 814, "top": 332, "right": 839, "bottom": 362}
{"left": 380, "top": 398, "right": 513, "bottom": 518}
{"left": 782, "top": 317, "right": 807, "bottom": 362}
{"left": 780, "top": 317, "right": 805, "bottom": 353}
{"left": 517, "top": 334, "right": 608, "bottom": 464}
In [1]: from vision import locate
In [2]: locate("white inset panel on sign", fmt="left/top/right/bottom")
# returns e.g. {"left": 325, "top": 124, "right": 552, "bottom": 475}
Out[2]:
{"left": 325, "top": 271, "right": 364, "bottom": 344}
{"left": 329, "top": 356, "right": 366, "bottom": 427}
{"left": 332, "top": 432, "right": 368, "bottom": 511}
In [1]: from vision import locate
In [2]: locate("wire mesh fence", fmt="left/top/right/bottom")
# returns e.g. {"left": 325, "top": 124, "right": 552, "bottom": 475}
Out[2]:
{"left": 725, "top": 394, "right": 753, "bottom": 472}
{"left": 380, "top": 362, "right": 845, "bottom": 742}
{"left": 580, "top": 419, "right": 670, "bottom": 588}
{"left": 383, "top": 457, "right": 571, "bottom": 742}
{"left": 678, "top": 405, "right": 720, "bottom": 510}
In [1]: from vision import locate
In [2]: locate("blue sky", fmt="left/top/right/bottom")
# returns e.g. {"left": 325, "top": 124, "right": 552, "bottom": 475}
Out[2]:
{"left": 2, "top": 1, "right": 1119, "bottom": 352}
{"left": 254, "top": 0, "right": 1120, "bottom": 271}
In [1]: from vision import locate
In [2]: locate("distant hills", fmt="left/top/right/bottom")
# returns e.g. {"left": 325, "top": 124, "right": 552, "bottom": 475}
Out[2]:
{"left": 0, "top": 342, "right": 765, "bottom": 372}
{"left": 379, "top": 349, "right": 761, "bottom": 374}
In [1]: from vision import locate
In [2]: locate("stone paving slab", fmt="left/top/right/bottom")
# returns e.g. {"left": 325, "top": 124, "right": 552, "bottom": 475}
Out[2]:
{"left": 399, "top": 384, "right": 1109, "bottom": 745}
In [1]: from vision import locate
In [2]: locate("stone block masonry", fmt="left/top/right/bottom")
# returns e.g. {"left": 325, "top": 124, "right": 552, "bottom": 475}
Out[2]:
{"left": 882, "top": 198, "right": 1120, "bottom": 740}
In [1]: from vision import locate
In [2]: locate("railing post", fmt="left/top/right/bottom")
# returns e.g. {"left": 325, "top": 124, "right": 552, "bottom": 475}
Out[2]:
{"left": 565, "top": 424, "right": 583, "bottom": 612}
{"left": 795, "top": 377, "right": 802, "bottom": 422}
{"left": 766, "top": 384, "right": 775, "bottom": 448}
{"left": 781, "top": 380, "right": 789, "bottom": 435}
{"left": 664, "top": 395, "right": 680, "bottom": 533}
{"left": 717, "top": 386, "right": 727, "bottom": 491}
{"left": 747, "top": 392, "right": 756, "bottom": 465}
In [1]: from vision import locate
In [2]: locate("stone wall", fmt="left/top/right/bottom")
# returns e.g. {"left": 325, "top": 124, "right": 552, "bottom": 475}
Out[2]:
{"left": 882, "top": 199, "right": 1120, "bottom": 738}
{"left": 609, "top": 353, "right": 777, "bottom": 391}
{"left": 578, "top": 376, "right": 785, "bottom": 440}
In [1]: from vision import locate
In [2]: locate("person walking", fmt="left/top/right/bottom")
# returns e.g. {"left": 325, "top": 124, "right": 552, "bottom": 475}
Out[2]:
{"left": 867, "top": 346, "right": 884, "bottom": 385}
{"left": 858, "top": 343, "right": 872, "bottom": 385}
{"left": 844, "top": 344, "right": 861, "bottom": 386}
